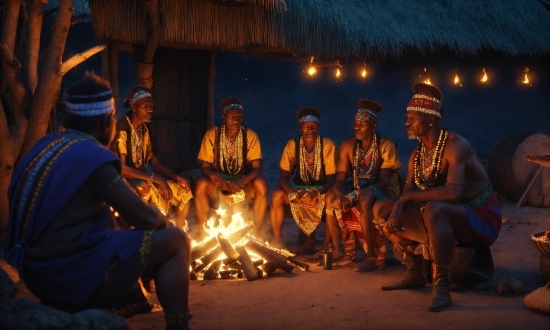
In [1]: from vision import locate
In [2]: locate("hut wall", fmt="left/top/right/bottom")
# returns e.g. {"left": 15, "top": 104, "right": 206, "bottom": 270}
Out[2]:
{"left": 148, "top": 48, "right": 211, "bottom": 171}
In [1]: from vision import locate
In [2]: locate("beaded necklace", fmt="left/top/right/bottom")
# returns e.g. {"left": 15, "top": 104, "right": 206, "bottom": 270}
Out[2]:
{"left": 125, "top": 115, "right": 145, "bottom": 170}
{"left": 414, "top": 128, "right": 449, "bottom": 190}
{"left": 298, "top": 135, "right": 322, "bottom": 185}
{"left": 220, "top": 124, "right": 243, "bottom": 175}
{"left": 352, "top": 131, "right": 378, "bottom": 190}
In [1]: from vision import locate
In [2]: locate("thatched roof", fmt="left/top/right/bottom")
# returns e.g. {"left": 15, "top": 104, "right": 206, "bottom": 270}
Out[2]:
{"left": 85, "top": 0, "right": 550, "bottom": 59}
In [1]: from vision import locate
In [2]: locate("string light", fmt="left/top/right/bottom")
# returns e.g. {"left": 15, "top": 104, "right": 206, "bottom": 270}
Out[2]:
{"left": 453, "top": 70, "right": 462, "bottom": 86}
{"left": 522, "top": 67, "right": 530, "bottom": 85}
{"left": 308, "top": 56, "right": 316, "bottom": 76}
{"left": 480, "top": 67, "right": 488, "bottom": 84}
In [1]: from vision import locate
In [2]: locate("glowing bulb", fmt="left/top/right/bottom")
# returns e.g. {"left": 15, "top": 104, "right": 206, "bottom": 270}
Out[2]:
{"left": 522, "top": 67, "right": 530, "bottom": 84}
{"left": 335, "top": 68, "right": 341, "bottom": 78}
{"left": 480, "top": 68, "right": 488, "bottom": 83}
{"left": 361, "top": 69, "right": 367, "bottom": 77}
{"left": 454, "top": 74, "right": 459, "bottom": 84}
{"left": 308, "top": 66, "right": 316, "bottom": 76}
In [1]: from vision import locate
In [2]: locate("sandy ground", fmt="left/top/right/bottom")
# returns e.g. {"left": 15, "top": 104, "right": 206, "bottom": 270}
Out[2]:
{"left": 14, "top": 202, "right": 550, "bottom": 329}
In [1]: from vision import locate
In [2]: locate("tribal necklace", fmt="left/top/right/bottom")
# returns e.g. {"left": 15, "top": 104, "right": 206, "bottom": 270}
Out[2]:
{"left": 352, "top": 132, "right": 378, "bottom": 190}
{"left": 126, "top": 116, "right": 145, "bottom": 170}
{"left": 220, "top": 124, "right": 243, "bottom": 176}
{"left": 299, "top": 135, "right": 322, "bottom": 185}
{"left": 414, "top": 128, "right": 448, "bottom": 190}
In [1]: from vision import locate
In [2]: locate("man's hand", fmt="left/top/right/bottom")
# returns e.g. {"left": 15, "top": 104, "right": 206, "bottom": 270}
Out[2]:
{"left": 386, "top": 200, "right": 404, "bottom": 234}
{"left": 174, "top": 175, "right": 191, "bottom": 191}
{"left": 295, "top": 189, "right": 318, "bottom": 204}
{"left": 333, "top": 193, "right": 350, "bottom": 213}
{"left": 157, "top": 178, "right": 173, "bottom": 201}
{"left": 226, "top": 180, "right": 242, "bottom": 194}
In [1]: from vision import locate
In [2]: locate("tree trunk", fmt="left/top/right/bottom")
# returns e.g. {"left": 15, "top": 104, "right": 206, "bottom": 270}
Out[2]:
{"left": 20, "top": 0, "right": 73, "bottom": 158}
{"left": 25, "top": 0, "right": 47, "bottom": 94}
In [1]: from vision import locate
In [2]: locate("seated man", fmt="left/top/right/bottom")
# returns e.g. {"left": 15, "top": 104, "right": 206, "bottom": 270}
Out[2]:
{"left": 4, "top": 73, "right": 191, "bottom": 329}
{"left": 379, "top": 82, "right": 502, "bottom": 312}
{"left": 270, "top": 107, "right": 336, "bottom": 253}
{"left": 111, "top": 86, "right": 193, "bottom": 229}
{"left": 195, "top": 97, "right": 268, "bottom": 239}
{"left": 325, "top": 99, "right": 401, "bottom": 271}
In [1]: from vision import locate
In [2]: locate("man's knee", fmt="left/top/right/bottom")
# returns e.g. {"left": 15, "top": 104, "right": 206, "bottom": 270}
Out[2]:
{"left": 325, "top": 189, "right": 336, "bottom": 205}
{"left": 271, "top": 188, "right": 287, "bottom": 207}
{"left": 252, "top": 177, "right": 268, "bottom": 196}
{"left": 195, "top": 177, "right": 212, "bottom": 197}
{"left": 359, "top": 190, "right": 375, "bottom": 210}
{"left": 423, "top": 201, "right": 446, "bottom": 224}
{"left": 153, "top": 227, "right": 190, "bottom": 252}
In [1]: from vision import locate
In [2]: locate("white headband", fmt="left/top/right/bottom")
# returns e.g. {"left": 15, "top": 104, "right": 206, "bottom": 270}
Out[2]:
{"left": 129, "top": 90, "right": 152, "bottom": 108}
{"left": 299, "top": 115, "right": 320, "bottom": 123}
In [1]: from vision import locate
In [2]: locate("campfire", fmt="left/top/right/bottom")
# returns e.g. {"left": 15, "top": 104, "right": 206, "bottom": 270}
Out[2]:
{"left": 189, "top": 207, "right": 309, "bottom": 281}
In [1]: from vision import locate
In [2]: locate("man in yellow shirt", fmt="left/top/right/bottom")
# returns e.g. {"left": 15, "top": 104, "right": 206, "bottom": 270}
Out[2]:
{"left": 325, "top": 99, "right": 402, "bottom": 271}
{"left": 112, "top": 86, "right": 193, "bottom": 229}
{"left": 270, "top": 107, "right": 336, "bottom": 254}
{"left": 195, "top": 97, "right": 268, "bottom": 239}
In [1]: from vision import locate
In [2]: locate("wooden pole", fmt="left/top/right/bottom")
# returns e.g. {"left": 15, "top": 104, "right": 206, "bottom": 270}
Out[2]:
{"left": 516, "top": 165, "right": 542, "bottom": 208}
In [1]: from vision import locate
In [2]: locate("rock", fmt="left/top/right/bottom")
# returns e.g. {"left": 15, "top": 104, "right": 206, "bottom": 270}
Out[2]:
{"left": 0, "top": 267, "right": 18, "bottom": 299}
{"left": 497, "top": 274, "right": 525, "bottom": 295}
{"left": 71, "top": 309, "right": 130, "bottom": 330}
{"left": 0, "top": 298, "right": 73, "bottom": 329}
{"left": 523, "top": 286, "right": 550, "bottom": 314}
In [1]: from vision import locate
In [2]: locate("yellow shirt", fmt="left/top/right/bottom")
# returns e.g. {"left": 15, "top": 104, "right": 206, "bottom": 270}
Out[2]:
{"left": 197, "top": 125, "right": 262, "bottom": 165}
{"left": 113, "top": 121, "right": 154, "bottom": 169}
{"left": 279, "top": 136, "right": 337, "bottom": 176}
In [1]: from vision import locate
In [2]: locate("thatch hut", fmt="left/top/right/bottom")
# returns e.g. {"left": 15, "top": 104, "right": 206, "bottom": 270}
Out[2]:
{"left": 63, "top": 0, "right": 550, "bottom": 171}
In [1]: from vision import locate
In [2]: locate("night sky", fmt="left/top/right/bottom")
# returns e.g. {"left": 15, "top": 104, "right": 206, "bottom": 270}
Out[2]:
{"left": 64, "top": 23, "right": 550, "bottom": 185}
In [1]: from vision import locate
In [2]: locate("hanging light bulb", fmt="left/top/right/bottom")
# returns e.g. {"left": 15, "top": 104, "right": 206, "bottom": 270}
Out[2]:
{"left": 335, "top": 68, "right": 341, "bottom": 78}
{"left": 361, "top": 68, "right": 367, "bottom": 78}
{"left": 308, "top": 56, "right": 316, "bottom": 76}
{"left": 522, "top": 67, "right": 530, "bottom": 85}
{"left": 424, "top": 77, "right": 431, "bottom": 85}
{"left": 480, "top": 68, "right": 488, "bottom": 84}
{"left": 453, "top": 71, "right": 462, "bottom": 86}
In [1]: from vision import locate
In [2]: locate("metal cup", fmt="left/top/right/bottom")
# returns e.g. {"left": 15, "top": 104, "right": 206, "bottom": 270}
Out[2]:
{"left": 323, "top": 251, "right": 333, "bottom": 270}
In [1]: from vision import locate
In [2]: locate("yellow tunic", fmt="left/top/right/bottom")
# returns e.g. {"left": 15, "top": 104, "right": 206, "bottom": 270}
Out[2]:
{"left": 279, "top": 137, "right": 337, "bottom": 176}
{"left": 197, "top": 125, "right": 263, "bottom": 169}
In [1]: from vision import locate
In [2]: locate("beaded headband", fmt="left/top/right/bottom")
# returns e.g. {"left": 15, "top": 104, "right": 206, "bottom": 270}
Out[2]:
{"left": 407, "top": 94, "right": 442, "bottom": 118}
{"left": 298, "top": 115, "right": 320, "bottom": 124}
{"left": 66, "top": 90, "right": 115, "bottom": 116}
{"left": 355, "top": 109, "right": 378, "bottom": 122}
{"left": 129, "top": 90, "right": 152, "bottom": 108}
{"left": 223, "top": 104, "right": 243, "bottom": 114}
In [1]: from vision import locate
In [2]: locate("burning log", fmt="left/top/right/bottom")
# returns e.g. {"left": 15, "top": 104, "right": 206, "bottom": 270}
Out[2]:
{"left": 190, "top": 222, "right": 255, "bottom": 261}
{"left": 194, "top": 247, "right": 223, "bottom": 273}
{"left": 245, "top": 239, "right": 295, "bottom": 273}
{"left": 236, "top": 246, "right": 259, "bottom": 281}
{"left": 246, "top": 236, "right": 309, "bottom": 271}
{"left": 217, "top": 234, "right": 239, "bottom": 265}
{"left": 204, "top": 260, "right": 222, "bottom": 280}
{"left": 191, "top": 237, "right": 218, "bottom": 261}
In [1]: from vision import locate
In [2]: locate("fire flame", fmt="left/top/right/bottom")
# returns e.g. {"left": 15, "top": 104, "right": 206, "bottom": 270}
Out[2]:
{"left": 308, "top": 66, "right": 316, "bottom": 76}
{"left": 424, "top": 77, "right": 431, "bottom": 85}
{"left": 361, "top": 69, "right": 367, "bottom": 77}
{"left": 480, "top": 68, "right": 488, "bottom": 83}
{"left": 335, "top": 68, "right": 341, "bottom": 78}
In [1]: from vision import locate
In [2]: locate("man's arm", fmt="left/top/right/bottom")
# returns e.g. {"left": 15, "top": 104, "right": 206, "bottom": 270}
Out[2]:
{"left": 92, "top": 163, "right": 167, "bottom": 229}
{"left": 150, "top": 155, "right": 190, "bottom": 188}
{"left": 278, "top": 169, "right": 296, "bottom": 195}
{"left": 229, "top": 159, "right": 262, "bottom": 193}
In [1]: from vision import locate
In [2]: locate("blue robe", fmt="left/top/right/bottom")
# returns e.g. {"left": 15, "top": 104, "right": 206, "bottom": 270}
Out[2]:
{"left": 4, "top": 130, "right": 144, "bottom": 305}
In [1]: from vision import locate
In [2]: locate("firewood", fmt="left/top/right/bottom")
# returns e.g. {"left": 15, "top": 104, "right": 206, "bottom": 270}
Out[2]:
{"left": 236, "top": 246, "right": 259, "bottom": 281}
{"left": 227, "top": 222, "right": 255, "bottom": 244}
{"left": 194, "top": 247, "right": 223, "bottom": 273}
{"left": 246, "top": 236, "right": 296, "bottom": 258}
{"left": 287, "top": 257, "right": 310, "bottom": 271}
{"left": 263, "top": 261, "right": 278, "bottom": 276}
{"left": 191, "top": 237, "right": 218, "bottom": 261}
{"left": 204, "top": 260, "right": 222, "bottom": 280}
{"left": 245, "top": 239, "right": 295, "bottom": 273}
{"left": 217, "top": 234, "right": 240, "bottom": 265}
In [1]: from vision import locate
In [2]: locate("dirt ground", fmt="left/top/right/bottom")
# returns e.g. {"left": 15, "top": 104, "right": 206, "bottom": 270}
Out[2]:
{"left": 14, "top": 202, "right": 550, "bottom": 329}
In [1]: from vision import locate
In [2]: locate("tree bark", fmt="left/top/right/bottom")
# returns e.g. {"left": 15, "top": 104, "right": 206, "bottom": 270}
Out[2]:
{"left": 20, "top": 0, "right": 73, "bottom": 158}
{"left": 25, "top": 0, "right": 47, "bottom": 94}
{"left": 135, "top": 0, "right": 160, "bottom": 89}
